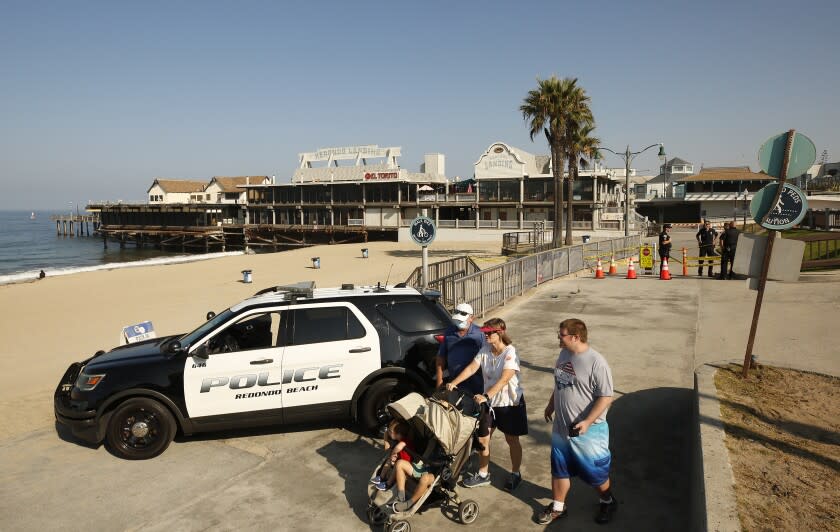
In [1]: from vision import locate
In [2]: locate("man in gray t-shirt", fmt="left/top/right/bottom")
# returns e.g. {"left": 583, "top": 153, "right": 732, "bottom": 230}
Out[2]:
{"left": 537, "top": 318, "right": 617, "bottom": 526}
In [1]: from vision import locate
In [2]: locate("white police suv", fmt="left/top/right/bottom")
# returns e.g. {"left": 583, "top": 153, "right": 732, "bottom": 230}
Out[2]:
{"left": 55, "top": 282, "right": 451, "bottom": 459}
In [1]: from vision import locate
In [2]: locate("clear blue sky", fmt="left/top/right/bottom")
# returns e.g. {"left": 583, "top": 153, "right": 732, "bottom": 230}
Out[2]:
{"left": 2, "top": 0, "right": 838, "bottom": 210}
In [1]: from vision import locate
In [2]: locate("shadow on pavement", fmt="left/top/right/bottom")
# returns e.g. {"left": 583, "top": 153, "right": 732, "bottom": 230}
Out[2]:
{"left": 608, "top": 386, "right": 693, "bottom": 529}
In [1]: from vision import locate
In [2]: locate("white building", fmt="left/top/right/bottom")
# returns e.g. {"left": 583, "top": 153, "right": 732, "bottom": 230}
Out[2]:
{"left": 147, "top": 179, "right": 207, "bottom": 204}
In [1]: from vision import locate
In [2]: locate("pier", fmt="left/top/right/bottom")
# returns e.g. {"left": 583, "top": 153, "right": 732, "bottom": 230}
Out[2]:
{"left": 50, "top": 214, "right": 99, "bottom": 237}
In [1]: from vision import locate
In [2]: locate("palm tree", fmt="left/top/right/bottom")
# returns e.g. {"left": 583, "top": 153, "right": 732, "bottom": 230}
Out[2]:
{"left": 520, "top": 76, "right": 578, "bottom": 247}
{"left": 565, "top": 121, "right": 599, "bottom": 245}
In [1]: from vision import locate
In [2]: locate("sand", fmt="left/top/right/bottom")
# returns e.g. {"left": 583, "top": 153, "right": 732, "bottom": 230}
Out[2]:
{"left": 0, "top": 240, "right": 505, "bottom": 440}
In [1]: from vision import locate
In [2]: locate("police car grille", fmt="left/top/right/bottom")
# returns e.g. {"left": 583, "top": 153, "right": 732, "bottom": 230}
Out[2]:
{"left": 58, "top": 363, "right": 83, "bottom": 395}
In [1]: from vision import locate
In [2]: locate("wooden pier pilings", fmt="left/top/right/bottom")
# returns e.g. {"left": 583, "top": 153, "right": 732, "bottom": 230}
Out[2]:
{"left": 50, "top": 214, "right": 99, "bottom": 237}
{"left": 95, "top": 224, "right": 396, "bottom": 253}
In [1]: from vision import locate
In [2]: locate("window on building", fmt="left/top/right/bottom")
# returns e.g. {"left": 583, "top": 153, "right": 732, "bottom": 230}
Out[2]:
{"left": 499, "top": 180, "right": 518, "bottom": 201}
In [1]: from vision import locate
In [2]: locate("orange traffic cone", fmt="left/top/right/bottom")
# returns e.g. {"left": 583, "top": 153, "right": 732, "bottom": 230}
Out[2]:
{"left": 594, "top": 258, "right": 605, "bottom": 279}
{"left": 608, "top": 255, "right": 618, "bottom": 276}
{"left": 626, "top": 257, "right": 637, "bottom": 279}
{"left": 660, "top": 257, "right": 672, "bottom": 280}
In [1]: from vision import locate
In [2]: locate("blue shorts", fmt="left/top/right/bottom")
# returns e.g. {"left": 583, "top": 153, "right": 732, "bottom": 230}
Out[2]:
{"left": 550, "top": 421, "right": 611, "bottom": 487}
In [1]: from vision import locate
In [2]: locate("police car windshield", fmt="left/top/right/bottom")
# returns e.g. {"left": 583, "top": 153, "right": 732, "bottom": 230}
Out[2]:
{"left": 179, "top": 309, "right": 235, "bottom": 348}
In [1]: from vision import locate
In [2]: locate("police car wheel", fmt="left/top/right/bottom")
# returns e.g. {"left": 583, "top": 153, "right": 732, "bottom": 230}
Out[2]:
{"left": 359, "top": 378, "right": 411, "bottom": 433}
{"left": 105, "top": 398, "right": 176, "bottom": 460}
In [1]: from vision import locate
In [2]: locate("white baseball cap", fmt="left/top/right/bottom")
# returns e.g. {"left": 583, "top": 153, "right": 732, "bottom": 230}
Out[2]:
{"left": 451, "top": 303, "right": 473, "bottom": 321}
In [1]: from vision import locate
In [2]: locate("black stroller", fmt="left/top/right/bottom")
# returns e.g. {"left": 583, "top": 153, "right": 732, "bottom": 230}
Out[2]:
{"left": 366, "top": 390, "right": 485, "bottom": 531}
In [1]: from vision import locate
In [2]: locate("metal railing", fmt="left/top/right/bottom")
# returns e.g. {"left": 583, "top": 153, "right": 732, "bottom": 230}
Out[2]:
{"left": 404, "top": 256, "right": 481, "bottom": 289}
{"left": 423, "top": 235, "right": 640, "bottom": 314}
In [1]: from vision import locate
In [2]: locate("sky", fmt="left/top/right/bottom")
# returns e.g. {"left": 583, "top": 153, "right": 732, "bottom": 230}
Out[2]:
{"left": 1, "top": 0, "right": 838, "bottom": 210}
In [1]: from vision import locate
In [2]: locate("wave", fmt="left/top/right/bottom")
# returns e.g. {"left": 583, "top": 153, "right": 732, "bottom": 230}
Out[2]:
{"left": 0, "top": 251, "right": 245, "bottom": 286}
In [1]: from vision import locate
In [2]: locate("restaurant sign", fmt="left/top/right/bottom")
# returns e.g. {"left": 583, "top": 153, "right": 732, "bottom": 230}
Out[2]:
{"left": 364, "top": 172, "right": 399, "bottom": 181}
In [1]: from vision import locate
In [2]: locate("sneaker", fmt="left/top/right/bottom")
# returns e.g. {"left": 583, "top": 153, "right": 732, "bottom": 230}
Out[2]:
{"left": 503, "top": 472, "right": 522, "bottom": 492}
{"left": 374, "top": 481, "right": 389, "bottom": 491}
{"left": 595, "top": 497, "right": 617, "bottom": 524}
{"left": 536, "top": 503, "right": 568, "bottom": 524}
{"left": 370, "top": 475, "right": 382, "bottom": 484}
{"left": 462, "top": 472, "right": 491, "bottom": 488}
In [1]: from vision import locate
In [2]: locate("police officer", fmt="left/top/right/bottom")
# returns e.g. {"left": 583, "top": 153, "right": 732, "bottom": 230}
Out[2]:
{"left": 695, "top": 220, "right": 718, "bottom": 277}
{"left": 658, "top": 224, "right": 672, "bottom": 274}
{"left": 718, "top": 221, "right": 739, "bottom": 279}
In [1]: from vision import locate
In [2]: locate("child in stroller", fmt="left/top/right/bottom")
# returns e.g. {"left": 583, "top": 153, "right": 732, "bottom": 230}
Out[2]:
{"left": 370, "top": 419, "right": 414, "bottom": 491}
{"left": 366, "top": 390, "right": 485, "bottom": 531}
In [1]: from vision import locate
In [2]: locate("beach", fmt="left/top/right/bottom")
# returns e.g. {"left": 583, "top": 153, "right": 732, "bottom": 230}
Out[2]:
{"left": 0, "top": 240, "right": 505, "bottom": 440}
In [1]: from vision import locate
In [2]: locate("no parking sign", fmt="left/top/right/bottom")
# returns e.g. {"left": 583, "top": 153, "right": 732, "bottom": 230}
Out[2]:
{"left": 639, "top": 245, "right": 654, "bottom": 270}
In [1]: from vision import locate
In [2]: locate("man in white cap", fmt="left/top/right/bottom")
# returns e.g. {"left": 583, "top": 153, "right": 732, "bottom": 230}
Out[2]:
{"left": 436, "top": 302, "right": 485, "bottom": 395}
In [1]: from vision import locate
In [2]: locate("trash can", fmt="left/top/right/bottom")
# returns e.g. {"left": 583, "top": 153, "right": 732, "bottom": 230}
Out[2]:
{"left": 582, "top": 235, "right": 591, "bottom": 243}
{"left": 361, "top": 248, "right": 369, "bottom": 259}
{"left": 241, "top": 269, "right": 252, "bottom": 283}
{"left": 311, "top": 257, "right": 320, "bottom": 269}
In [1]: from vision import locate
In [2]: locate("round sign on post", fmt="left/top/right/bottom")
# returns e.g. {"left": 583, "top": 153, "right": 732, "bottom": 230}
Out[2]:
{"left": 758, "top": 131, "right": 816, "bottom": 179}
{"left": 749, "top": 183, "right": 809, "bottom": 230}
{"left": 409, "top": 216, "right": 436, "bottom": 246}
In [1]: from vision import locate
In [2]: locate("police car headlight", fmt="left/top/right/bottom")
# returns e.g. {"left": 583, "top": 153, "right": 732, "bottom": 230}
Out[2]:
{"left": 75, "top": 373, "right": 106, "bottom": 391}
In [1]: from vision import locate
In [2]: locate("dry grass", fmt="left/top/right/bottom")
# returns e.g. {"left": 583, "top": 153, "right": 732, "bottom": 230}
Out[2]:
{"left": 715, "top": 364, "right": 840, "bottom": 531}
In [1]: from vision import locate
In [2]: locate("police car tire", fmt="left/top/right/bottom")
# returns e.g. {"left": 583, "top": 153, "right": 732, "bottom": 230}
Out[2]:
{"left": 105, "top": 397, "right": 176, "bottom": 460}
{"left": 359, "top": 378, "right": 409, "bottom": 432}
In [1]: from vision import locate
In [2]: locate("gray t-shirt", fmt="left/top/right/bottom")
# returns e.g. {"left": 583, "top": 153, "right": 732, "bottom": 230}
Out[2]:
{"left": 552, "top": 347, "right": 614, "bottom": 436}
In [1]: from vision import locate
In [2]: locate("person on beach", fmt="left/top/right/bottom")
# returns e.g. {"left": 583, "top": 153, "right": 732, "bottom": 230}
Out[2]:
{"left": 38, "top": 270, "right": 46, "bottom": 280}
{"left": 718, "top": 221, "right": 739, "bottom": 280}
{"left": 446, "top": 317, "right": 528, "bottom": 491}
{"left": 696, "top": 220, "right": 718, "bottom": 277}
{"left": 436, "top": 302, "right": 485, "bottom": 395}
{"left": 658, "top": 224, "right": 672, "bottom": 274}
{"left": 538, "top": 318, "right": 617, "bottom": 525}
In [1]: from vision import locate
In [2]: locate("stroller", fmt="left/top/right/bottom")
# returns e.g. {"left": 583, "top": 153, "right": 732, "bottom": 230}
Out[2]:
{"left": 366, "top": 390, "right": 484, "bottom": 532}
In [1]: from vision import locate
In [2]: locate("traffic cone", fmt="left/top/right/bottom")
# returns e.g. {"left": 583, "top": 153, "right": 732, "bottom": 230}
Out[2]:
{"left": 594, "top": 258, "right": 605, "bottom": 279}
{"left": 626, "top": 257, "right": 637, "bottom": 279}
{"left": 660, "top": 257, "right": 672, "bottom": 280}
{"left": 608, "top": 255, "right": 618, "bottom": 276}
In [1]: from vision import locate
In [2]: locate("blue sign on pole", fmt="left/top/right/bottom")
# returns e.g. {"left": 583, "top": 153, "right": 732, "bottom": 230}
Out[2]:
{"left": 409, "top": 216, "right": 436, "bottom": 246}
{"left": 749, "top": 183, "right": 809, "bottom": 230}
{"left": 757, "top": 131, "right": 816, "bottom": 179}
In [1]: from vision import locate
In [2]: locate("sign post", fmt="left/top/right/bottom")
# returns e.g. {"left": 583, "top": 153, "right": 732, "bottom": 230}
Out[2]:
{"left": 639, "top": 244, "right": 654, "bottom": 273}
{"left": 410, "top": 212, "right": 436, "bottom": 288}
{"left": 742, "top": 130, "right": 814, "bottom": 378}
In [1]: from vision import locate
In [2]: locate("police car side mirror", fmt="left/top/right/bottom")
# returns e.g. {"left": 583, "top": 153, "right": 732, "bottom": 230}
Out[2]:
{"left": 165, "top": 340, "right": 186, "bottom": 357}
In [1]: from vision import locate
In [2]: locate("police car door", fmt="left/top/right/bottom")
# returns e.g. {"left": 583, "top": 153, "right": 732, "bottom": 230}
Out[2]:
{"left": 280, "top": 303, "right": 379, "bottom": 421}
{"left": 183, "top": 309, "right": 286, "bottom": 418}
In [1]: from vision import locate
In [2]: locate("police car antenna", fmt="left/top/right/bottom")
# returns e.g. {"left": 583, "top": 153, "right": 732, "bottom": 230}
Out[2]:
{"left": 384, "top": 263, "right": 394, "bottom": 288}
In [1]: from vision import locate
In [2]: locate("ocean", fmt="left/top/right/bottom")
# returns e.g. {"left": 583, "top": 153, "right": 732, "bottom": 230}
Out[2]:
{"left": 0, "top": 210, "right": 242, "bottom": 285}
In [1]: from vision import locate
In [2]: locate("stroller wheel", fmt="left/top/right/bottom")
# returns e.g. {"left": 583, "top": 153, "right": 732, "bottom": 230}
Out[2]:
{"left": 367, "top": 505, "right": 388, "bottom": 526}
{"left": 387, "top": 520, "right": 411, "bottom": 532}
{"left": 458, "top": 500, "right": 479, "bottom": 524}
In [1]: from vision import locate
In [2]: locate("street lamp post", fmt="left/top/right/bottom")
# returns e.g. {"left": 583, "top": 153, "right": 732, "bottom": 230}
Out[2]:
{"left": 601, "top": 143, "right": 665, "bottom": 236}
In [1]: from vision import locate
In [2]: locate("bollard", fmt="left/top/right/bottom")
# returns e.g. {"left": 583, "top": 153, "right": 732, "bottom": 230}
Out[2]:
{"left": 682, "top": 247, "right": 688, "bottom": 276}
{"left": 241, "top": 269, "right": 252, "bottom": 283}
{"left": 311, "top": 257, "right": 320, "bottom": 269}
{"left": 361, "top": 248, "right": 369, "bottom": 259}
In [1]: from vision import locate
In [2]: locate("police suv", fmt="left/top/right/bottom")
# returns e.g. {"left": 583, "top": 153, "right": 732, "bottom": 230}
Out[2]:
{"left": 54, "top": 282, "right": 451, "bottom": 459}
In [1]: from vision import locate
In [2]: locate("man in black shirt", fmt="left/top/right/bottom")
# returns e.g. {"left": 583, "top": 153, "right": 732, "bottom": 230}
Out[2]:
{"left": 695, "top": 220, "right": 718, "bottom": 277}
{"left": 718, "top": 221, "right": 739, "bottom": 279}
{"left": 658, "top": 224, "right": 672, "bottom": 274}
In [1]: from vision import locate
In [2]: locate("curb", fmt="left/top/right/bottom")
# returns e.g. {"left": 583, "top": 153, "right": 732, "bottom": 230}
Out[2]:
{"left": 694, "top": 363, "right": 741, "bottom": 532}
